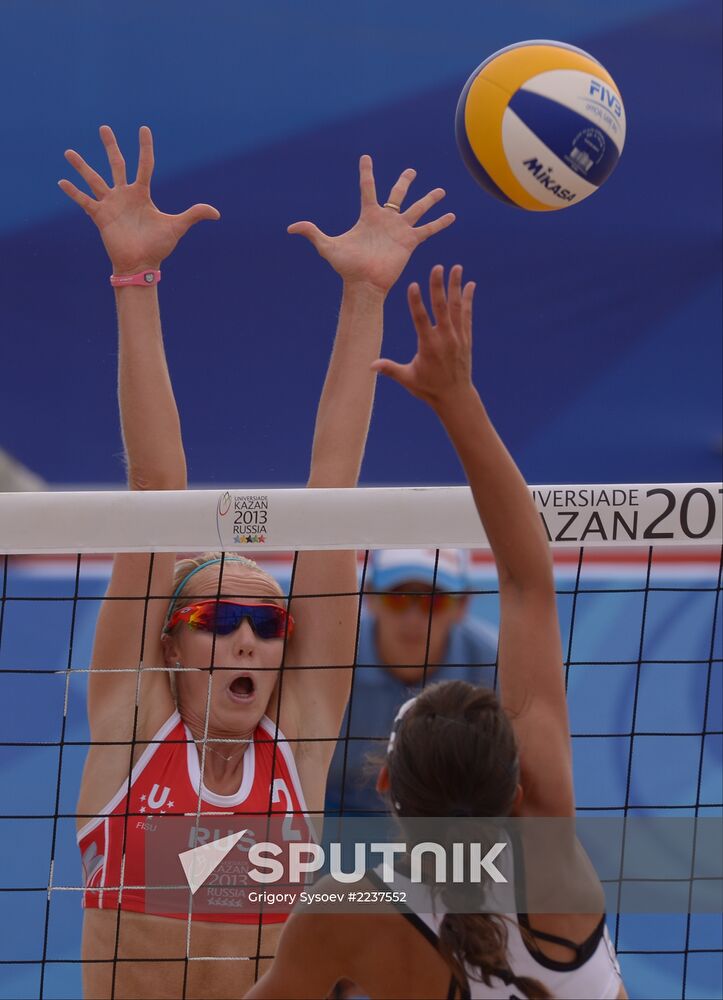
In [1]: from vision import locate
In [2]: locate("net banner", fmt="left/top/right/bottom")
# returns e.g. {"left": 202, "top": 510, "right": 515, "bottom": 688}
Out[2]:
{"left": 1, "top": 483, "right": 721, "bottom": 554}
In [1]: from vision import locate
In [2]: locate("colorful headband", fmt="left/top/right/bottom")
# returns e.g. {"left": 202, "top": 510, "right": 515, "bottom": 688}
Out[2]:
{"left": 163, "top": 556, "right": 261, "bottom": 632}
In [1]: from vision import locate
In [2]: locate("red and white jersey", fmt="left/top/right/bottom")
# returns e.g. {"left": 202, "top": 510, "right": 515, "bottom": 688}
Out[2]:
{"left": 78, "top": 711, "right": 309, "bottom": 924}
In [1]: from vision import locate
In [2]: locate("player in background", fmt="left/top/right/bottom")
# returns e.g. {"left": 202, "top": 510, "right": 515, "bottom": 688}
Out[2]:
{"left": 326, "top": 546, "right": 498, "bottom": 815}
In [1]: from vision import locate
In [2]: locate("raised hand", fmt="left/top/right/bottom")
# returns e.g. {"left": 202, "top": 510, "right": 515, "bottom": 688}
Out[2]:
{"left": 372, "top": 264, "right": 476, "bottom": 409}
{"left": 58, "top": 125, "right": 220, "bottom": 275}
{"left": 288, "top": 156, "right": 455, "bottom": 294}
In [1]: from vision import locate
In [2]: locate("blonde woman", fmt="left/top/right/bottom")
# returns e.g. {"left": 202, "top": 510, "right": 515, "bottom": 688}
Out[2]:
{"left": 59, "top": 124, "right": 454, "bottom": 999}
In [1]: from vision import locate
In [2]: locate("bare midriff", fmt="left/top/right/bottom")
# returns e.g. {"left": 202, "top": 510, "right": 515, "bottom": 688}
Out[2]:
{"left": 82, "top": 908, "right": 284, "bottom": 999}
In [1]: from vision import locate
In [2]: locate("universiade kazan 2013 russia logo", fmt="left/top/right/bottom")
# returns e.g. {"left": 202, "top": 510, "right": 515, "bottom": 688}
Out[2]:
{"left": 216, "top": 492, "right": 270, "bottom": 546}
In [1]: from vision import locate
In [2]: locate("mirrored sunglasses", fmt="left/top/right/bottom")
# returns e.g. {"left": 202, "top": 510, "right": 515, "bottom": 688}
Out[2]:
{"left": 165, "top": 600, "right": 294, "bottom": 640}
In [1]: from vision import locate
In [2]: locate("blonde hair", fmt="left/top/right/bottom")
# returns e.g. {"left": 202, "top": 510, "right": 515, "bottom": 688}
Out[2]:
{"left": 169, "top": 551, "right": 284, "bottom": 617}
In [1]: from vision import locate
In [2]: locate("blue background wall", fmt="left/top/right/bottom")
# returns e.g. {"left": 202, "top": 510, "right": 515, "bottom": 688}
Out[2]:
{"left": 0, "top": 0, "right": 720, "bottom": 488}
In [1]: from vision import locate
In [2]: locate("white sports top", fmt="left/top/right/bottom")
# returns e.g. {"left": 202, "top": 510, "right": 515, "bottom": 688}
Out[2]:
{"left": 368, "top": 864, "right": 623, "bottom": 1000}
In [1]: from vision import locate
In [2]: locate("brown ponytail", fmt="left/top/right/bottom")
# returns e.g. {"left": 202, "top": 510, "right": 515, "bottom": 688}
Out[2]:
{"left": 438, "top": 913, "right": 551, "bottom": 999}
{"left": 386, "top": 681, "right": 552, "bottom": 999}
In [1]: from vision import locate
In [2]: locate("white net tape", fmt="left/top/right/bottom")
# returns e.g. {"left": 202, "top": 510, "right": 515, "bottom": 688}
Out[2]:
{"left": 1, "top": 483, "right": 721, "bottom": 554}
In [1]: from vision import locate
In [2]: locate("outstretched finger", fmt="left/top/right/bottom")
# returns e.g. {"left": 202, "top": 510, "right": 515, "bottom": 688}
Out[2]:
{"left": 414, "top": 212, "right": 456, "bottom": 244}
{"left": 407, "top": 281, "right": 433, "bottom": 337}
{"left": 359, "top": 154, "right": 377, "bottom": 208}
{"left": 63, "top": 149, "right": 110, "bottom": 199}
{"left": 58, "top": 178, "right": 97, "bottom": 215}
{"left": 287, "top": 220, "right": 331, "bottom": 255}
{"left": 429, "top": 264, "right": 450, "bottom": 329}
{"left": 136, "top": 125, "right": 155, "bottom": 186}
{"left": 385, "top": 167, "right": 416, "bottom": 211}
{"left": 461, "top": 281, "right": 476, "bottom": 344}
{"left": 99, "top": 125, "right": 127, "bottom": 186}
{"left": 447, "top": 265, "right": 464, "bottom": 332}
{"left": 403, "top": 187, "right": 445, "bottom": 225}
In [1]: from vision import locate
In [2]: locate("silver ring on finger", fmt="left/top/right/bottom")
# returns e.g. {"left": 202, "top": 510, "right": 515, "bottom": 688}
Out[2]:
{"left": 383, "top": 201, "right": 401, "bottom": 212}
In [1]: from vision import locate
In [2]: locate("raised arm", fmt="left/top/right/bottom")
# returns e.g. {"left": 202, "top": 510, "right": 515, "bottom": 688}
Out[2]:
{"left": 59, "top": 125, "right": 219, "bottom": 743}
{"left": 373, "top": 265, "right": 572, "bottom": 817}
{"left": 279, "top": 158, "right": 454, "bottom": 754}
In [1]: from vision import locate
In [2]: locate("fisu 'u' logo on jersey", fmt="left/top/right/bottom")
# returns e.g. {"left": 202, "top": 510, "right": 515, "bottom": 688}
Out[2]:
{"left": 146, "top": 784, "right": 171, "bottom": 810}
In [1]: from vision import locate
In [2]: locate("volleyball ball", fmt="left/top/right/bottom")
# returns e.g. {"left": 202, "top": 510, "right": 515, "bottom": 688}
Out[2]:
{"left": 455, "top": 40, "right": 626, "bottom": 211}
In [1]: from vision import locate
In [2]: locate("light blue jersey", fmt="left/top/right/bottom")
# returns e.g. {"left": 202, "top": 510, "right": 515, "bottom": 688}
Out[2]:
{"left": 325, "top": 613, "right": 498, "bottom": 815}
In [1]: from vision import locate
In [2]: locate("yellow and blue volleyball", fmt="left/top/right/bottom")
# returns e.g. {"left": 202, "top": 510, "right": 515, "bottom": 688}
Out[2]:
{"left": 455, "top": 40, "right": 626, "bottom": 211}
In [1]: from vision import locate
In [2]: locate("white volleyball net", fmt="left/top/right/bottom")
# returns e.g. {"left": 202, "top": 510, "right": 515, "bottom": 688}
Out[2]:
{"left": 0, "top": 483, "right": 720, "bottom": 1000}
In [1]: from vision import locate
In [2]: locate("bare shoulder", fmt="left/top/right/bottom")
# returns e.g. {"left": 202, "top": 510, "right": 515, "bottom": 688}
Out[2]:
{"left": 290, "top": 877, "right": 452, "bottom": 997}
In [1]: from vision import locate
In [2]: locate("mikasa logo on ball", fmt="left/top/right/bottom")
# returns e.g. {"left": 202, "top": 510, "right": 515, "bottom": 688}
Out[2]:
{"left": 521, "top": 159, "right": 576, "bottom": 202}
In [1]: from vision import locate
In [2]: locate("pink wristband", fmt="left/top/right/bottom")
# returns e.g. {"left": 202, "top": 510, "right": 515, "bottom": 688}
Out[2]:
{"left": 110, "top": 269, "right": 161, "bottom": 287}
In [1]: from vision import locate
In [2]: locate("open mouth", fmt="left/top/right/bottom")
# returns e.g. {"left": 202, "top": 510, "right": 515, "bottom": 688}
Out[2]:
{"left": 227, "top": 673, "right": 256, "bottom": 703}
